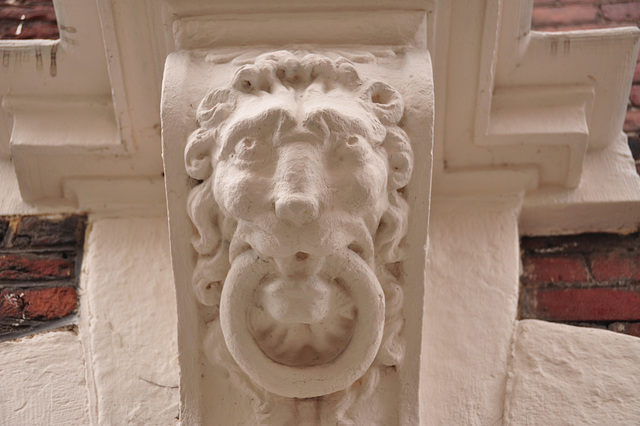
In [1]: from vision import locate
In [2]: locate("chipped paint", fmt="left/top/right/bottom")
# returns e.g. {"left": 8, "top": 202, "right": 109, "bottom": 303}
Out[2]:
{"left": 35, "top": 47, "right": 43, "bottom": 71}
{"left": 49, "top": 43, "right": 57, "bottom": 77}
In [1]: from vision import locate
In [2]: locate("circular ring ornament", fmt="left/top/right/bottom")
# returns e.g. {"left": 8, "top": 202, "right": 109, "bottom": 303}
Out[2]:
{"left": 219, "top": 248, "right": 385, "bottom": 398}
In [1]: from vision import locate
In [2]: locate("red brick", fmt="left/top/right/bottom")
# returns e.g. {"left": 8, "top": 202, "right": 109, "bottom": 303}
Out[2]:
{"left": 630, "top": 85, "right": 640, "bottom": 107}
{"left": 532, "top": 5, "right": 599, "bottom": 28}
{"left": 10, "top": 21, "right": 58, "bottom": 39}
{"left": 559, "top": 0, "right": 601, "bottom": 3}
{"left": 0, "top": 253, "right": 73, "bottom": 280}
{"left": 624, "top": 109, "right": 640, "bottom": 132}
{"left": 0, "top": 290, "right": 24, "bottom": 318}
{"left": 609, "top": 322, "right": 640, "bottom": 338}
{"left": 523, "top": 256, "right": 589, "bottom": 283}
{"left": 22, "top": 287, "right": 76, "bottom": 320}
{"left": 531, "top": 287, "right": 640, "bottom": 321}
{"left": 602, "top": 3, "right": 640, "bottom": 22}
{"left": 634, "top": 63, "right": 640, "bottom": 83}
{"left": 0, "top": 5, "right": 56, "bottom": 21}
{"left": 10, "top": 215, "right": 81, "bottom": 248}
{"left": 591, "top": 253, "right": 640, "bottom": 281}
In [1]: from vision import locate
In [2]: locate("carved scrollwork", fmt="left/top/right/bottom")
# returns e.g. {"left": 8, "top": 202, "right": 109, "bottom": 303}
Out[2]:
{"left": 185, "top": 50, "right": 413, "bottom": 421}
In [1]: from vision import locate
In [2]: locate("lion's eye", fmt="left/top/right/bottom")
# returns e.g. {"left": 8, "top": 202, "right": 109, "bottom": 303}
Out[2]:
{"left": 234, "top": 137, "right": 260, "bottom": 160}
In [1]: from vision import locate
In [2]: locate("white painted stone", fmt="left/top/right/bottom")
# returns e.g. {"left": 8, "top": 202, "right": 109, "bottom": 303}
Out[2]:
{"left": 422, "top": 195, "right": 521, "bottom": 425}
{"left": 0, "top": 331, "right": 90, "bottom": 425}
{"left": 0, "top": 159, "right": 71, "bottom": 215}
{"left": 505, "top": 320, "right": 640, "bottom": 426}
{"left": 520, "top": 133, "right": 640, "bottom": 235}
{"left": 79, "top": 216, "right": 179, "bottom": 425}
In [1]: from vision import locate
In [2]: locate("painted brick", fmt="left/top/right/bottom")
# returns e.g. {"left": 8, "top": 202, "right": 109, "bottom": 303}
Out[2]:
{"left": 22, "top": 287, "right": 77, "bottom": 320}
{"left": 522, "top": 256, "right": 589, "bottom": 283}
{"left": 0, "top": 291, "right": 24, "bottom": 318}
{"left": 630, "top": 85, "right": 640, "bottom": 107}
{"left": 602, "top": 3, "right": 640, "bottom": 23}
{"left": 0, "top": 253, "right": 73, "bottom": 281}
{"left": 624, "top": 109, "right": 640, "bottom": 132}
{"left": 10, "top": 215, "right": 82, "bottom": 248}
{"left": 531, "top": 5, "right": 599, "bottom": 27}
{"left": 591, "top": 253, "right": 640, "bottom": 281}
{"left": 526, "top": 287, "right": 640, "bottom": 321}
{"left": 609, "top": 322, "right": 640, "bottom": 338}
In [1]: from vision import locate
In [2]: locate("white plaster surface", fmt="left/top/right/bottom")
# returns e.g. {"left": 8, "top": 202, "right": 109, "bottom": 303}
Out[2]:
{"left": 0, "top": 330, "right": 90, "bottom": 425}
{"left": 505, "top": 319, "right": 640, "bottom": 426}
{"left": 80, "top": 216, "right": 179, "bottom": 425}
{"left": 422, "top": 195, "right": 521, "bottom": 425}
{"left": 0, "top": 159, "right": 72, "bottom": 215}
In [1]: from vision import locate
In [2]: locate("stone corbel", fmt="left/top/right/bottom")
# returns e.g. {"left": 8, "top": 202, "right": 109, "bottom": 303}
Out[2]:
{"left": 162, "top": 11, "right": 434, "bottom": 425}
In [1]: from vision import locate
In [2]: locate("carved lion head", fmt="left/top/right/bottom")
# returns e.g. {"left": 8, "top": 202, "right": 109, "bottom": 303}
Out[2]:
{"left": 185, "top": 50, "right": 413, "bottom": 399}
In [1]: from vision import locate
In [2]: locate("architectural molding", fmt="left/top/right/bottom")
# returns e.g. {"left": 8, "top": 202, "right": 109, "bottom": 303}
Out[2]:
{"left": 0, "top": 0, "right": 167, "bottom": 210}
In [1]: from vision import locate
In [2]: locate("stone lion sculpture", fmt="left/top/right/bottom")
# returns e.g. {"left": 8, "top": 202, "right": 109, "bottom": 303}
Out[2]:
{"left": 185, "top": 50, "right": 413, "bottom": 423}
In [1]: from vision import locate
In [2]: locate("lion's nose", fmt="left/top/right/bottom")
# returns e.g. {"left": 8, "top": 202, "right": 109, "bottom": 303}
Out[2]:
{"left": 275, "top": 195, "right": 319, "bottom": 226}
{"left": 273, "top": 142, "right": 323, "bottom": 226}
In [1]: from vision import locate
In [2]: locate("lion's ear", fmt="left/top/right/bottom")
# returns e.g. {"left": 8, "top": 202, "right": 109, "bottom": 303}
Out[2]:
{"left": 385, "top": 127, "right": 413, "bottom": 190}
{"left": 197, "top": 89, "right": 233, "bottom": 127}
{"left": 185, "top": 130, "right": 213, "bottom": 180}
{"left": 364, "top": 81, "right": 404, "bottom": 125}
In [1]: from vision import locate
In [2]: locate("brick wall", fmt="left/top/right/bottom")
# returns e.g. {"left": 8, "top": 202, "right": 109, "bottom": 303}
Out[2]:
{"left": 0, "top": 0, "right": 58, "bottom": 40}
{"left": 0, "top": 215, "right": 86, "bottom": 341}
{"left": 520, "top": 232, "right": 640, "bottom": 337}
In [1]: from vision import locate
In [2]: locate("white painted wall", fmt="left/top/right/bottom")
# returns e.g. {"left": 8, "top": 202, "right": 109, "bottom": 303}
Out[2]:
{"left": 0, "top": 331, "right": 90, "bottom": 425}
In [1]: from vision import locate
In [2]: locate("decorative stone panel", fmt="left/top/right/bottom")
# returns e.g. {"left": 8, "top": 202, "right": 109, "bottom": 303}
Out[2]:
{"left": 162, "top": 11, "right": 433, "bottom": 424}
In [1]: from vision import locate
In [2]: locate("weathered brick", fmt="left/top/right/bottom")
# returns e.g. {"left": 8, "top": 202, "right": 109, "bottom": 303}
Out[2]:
{"left": 4, "top": 21, "right": 58, "bottom": 39}
{"left": 602, "top": 3, "right": 640, "bottom": 22}
{"left": 524, "top": 287, "right": 640, "bottom": 321}
{"left": 22, "top": 287, "right": 77, "bottom": 320}
{"left": 633, "top": 63, "right": 640, "bottom": 83}
{"left": 0, "top": 4, "right": 56, "bottom": 21}
{"left": 0, "top": 253, "right": 73, "bottom": 281}
{"left": 532, "top": 5, "right": 599, "bottom": 28}
{"left": 9, "top": 215, "right": 82, "bottom": 248}
{"left": 522, "top": 256, "right": 589, "bottom": 283}
{"left": 0, "top": 290, "right": 24, "bottom": 318}
{"left": 609, "top": 321, "right": 640, "bottom": 338}
{"left": 0, "top": 218, "right": 8, "bottom": 245}
{"left": 591, "top": 253, "right": 640, "bottom": 281}
{"left": 624, "top": 109, "right": 640, "bottom": 132}
{"left": 630, "top": 85, "right": 640, "bottom": 107}
{"left": 629, "top": 136, "right": 640, "bottom": 160}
